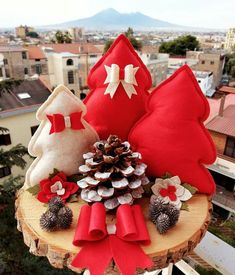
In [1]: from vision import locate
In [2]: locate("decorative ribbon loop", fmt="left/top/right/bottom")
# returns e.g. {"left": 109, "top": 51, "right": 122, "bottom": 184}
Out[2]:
{"left": 47, "top": 112, "right": 84, "bottom": 134}
{"left": 72, "top": 203, "right": 153, "bottom": 275}
{"left": 104, "top": 64, "right": 139, "bottom": 99}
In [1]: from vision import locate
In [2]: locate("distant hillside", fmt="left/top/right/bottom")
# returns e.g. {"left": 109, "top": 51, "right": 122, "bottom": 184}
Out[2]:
{"left": 43, "top": 8, "right": 182, "bottom": 30}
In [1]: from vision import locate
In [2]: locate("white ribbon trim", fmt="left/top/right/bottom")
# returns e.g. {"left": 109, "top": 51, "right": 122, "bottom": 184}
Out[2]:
{"left": 64, "top": 116, "right": 71, "bottom": 128}
{"left": 104, "top": 64, "right": 139, "bottom": 99}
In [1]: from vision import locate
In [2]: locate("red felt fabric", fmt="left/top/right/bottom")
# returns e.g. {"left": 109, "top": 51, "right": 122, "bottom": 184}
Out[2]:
{"left": 129, "top": 65, "right": 216, "bottom": 194}
{"left": 84, "top": 34, "right": 152, "bottom": 140}
{"left": 71, "top": 203, "right": 153, "bottom": 275}
{"left": 47, "top": 112, "right": 84, "bottom": 134}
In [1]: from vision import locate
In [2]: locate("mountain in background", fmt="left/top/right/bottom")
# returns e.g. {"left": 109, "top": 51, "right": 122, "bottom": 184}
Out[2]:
{"left": 43, "top": 8, "right": 184, "bottom": 30}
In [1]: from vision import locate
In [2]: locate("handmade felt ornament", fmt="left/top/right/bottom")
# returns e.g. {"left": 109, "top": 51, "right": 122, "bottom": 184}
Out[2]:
{"left": 84, "top": 34, "right": 152, "bottom": 140}
{"left": 24, "top": 85, "right": 99, "bottom": 188}
{"left": 129, "top": 65, "right": 216, "bottom": 194}
{"left": 72, "top": 203, "right": 153, "bottom": 275}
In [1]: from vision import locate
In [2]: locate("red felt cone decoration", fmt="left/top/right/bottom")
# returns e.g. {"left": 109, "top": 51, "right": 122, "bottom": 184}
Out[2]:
{"left": 84, "top": 34, "right": 152, "bottom": 140}
{"left": 129, "top": 65, "right": 216, "bottom": 194}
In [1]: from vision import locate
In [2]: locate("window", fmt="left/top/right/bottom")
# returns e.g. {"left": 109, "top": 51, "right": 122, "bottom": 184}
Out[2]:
{"left": 71, "top": 89, "right": 75, "bottom": 94}
{"left": 0, "top": 166, "right": 11, "bottom": 178}
{"left": 68, "top": 71, "right": 74, "bottom": 84}
{"left": 210, "top": 61, "right": 215, "bottom": 65}
{"left": 17, "top": 93, "right": 31, "bottom": 99}
{"left": 79, "top": 77, "right": 82, "bottom": 88}
{"left": 31, "top": 125, "right": 39, "bottom": 136}
{"left": 0, "top": 134, "right": 11, "bottom": 146}
{"left": 0, "top": 68, "right": 2, "bottom": 77}
{"left": 66, "top": 59, "right": 74, "bottom": 66}
{"left": 35, "top": 64, "right": 42, "bottom": 74}
{"left": 24, "top": 67, "right": 28, "bottom": 75}
{"left": 35, "top": 59, "right": 41, "bottom": 62}
{"left": 3, "top": 58, "right": 8, "bottom": 65}
{"left": 89, "top": 54, "right": 97, "bottom": 58}
{"left": 22, "top": 51, "right": 27, "bottom": 59}
{"left": 198, "top": 80, "right": 201, "bottom": 83}
{"left": 224, "top": 136, "right": 235, "bottom": 158}
{"left": 80, "top": 92, "right": 86, "bottom": 100}
{"left": 201, "top": 60, "right": 205, "bottom": 64}
{"left": 5, "top": 69, "right": 10, "bottom": 77}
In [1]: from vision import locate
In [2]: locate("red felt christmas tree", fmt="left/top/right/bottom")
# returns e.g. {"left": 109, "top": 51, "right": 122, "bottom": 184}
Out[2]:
{"left": 84, "top": 34, "right": 152, "bottom": 141}
{"left": 129, "top": 65, "right": 216, "bottom": 194}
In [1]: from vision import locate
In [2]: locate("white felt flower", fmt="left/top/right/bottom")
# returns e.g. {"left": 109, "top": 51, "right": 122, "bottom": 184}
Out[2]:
{"left": 151, "top": 176, "right": 192, "bottom": 209}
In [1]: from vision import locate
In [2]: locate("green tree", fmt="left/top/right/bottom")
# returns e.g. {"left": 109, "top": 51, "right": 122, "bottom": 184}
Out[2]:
{"left": 103, "top": 27, "right": 142, "bottom": 53}
{"left": 54, "top": 30, "right": 72, "bottom": 44}
{"left": 225, "top": 55, "right": 235, "bottom": 78}
{"left": 0, "top": 79, "right": 23, "bottom": 96}
{"left": 0, "top": 127, "right": 74, "bottom": 274}
{"left": 26, "top": 31, "right": 39, "bottom": 38}
{"left": 159, "top": 35, "right": 199, "bottom": 56}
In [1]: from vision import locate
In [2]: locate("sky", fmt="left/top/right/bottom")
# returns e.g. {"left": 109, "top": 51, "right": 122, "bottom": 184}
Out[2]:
{"left": 0, "top": 0, "right": 234, "bottom": 29}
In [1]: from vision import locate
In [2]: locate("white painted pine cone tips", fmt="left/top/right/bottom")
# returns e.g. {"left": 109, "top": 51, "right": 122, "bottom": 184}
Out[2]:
{"left": 77, "top": 135, "right": 150, "bottom": 210}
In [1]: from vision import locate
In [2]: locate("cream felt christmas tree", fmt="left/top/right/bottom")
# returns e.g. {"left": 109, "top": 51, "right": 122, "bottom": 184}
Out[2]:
{"left": 24, "top": 85, "right": 99, "bottom": 189}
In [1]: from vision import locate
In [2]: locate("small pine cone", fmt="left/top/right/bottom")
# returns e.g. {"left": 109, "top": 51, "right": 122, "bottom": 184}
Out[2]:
{"left": 48, "top": 196, "right": 64, "bottom": 213}
{"left": 149, "top": 195, "right": 165, "bottom": 223}
{"left": 156, "top": 213, "right": 170, "bottom": 234}
{"left": 164, "top": 204, "right": 180, "bottom": 227}
{"left": 57, "top": 207, "right": 73, "bottom": 229}
{"left": 40, "top": 211, "right": 57, "bottom": 231}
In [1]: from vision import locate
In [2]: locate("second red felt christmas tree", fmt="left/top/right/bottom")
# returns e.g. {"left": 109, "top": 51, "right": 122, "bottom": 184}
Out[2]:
{"left": 129, "top": 65, "right": 216, "bottom": 194}
{"left": 84, "top": 34, "right": 152, "bottom": 140}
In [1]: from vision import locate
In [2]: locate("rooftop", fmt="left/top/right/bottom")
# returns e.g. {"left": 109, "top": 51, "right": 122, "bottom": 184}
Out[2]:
{"left": 206, "top": 105, "right": 235, "bottom": 137}
{"left": 25, "top": 45, "right": 46, "bottom": 60}
{"left": 0, "top": 45, "right": 26, "bottom": 53}
{"left": 41, "top": 43, "right": 102, "bottom": 55}
{"left": 219, "top": 86, "right": 235, "bottom": 94}
{"left": 0, "top": 79, "right": 51, "bottom": 117}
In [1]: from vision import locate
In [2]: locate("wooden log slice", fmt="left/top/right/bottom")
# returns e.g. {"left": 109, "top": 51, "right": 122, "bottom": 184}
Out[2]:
{"left": 15, "top": 190, "right": 212, "bottom": 274}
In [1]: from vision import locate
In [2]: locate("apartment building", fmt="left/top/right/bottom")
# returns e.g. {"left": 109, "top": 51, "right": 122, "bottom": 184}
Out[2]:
{"left": 0, "top": 45, "right": 29, "bottom": 79}
{"left": 139, "top": 46, "right": 168, "bottom": 87}
{"left": 225, "top": 28, "right": 235, "bottom": 51}
{"left": 187, "top": 51, "right": 226, "bottom": 88}
{"left": 0, "top": 79, "right": 51, "bottom": 182}
{"left": 41, "top": 43, "right": 102, "bottom": 97}
{"left": 206, "top": 101, "right": 235, "bottom": 216}
{"left": 15, "top": 25, "right": 34, "bottom": 39}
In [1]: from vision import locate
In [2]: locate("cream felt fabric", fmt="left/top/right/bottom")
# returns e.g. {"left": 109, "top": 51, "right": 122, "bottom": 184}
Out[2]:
{"left": 24, "top": 85, "right": 99, "bottom": 189}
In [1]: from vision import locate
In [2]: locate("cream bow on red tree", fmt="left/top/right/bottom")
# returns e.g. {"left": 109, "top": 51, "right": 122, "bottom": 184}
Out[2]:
{"left": 104, "top": 64, "right": 139, "bottom": 99}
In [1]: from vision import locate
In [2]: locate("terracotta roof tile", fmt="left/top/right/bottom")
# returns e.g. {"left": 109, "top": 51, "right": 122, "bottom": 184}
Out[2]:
{"left": 42, "top": 43, "right": 102, "bottom": 55}
{"left": 206, "top": 105, "right": 235, "bottom": 137}
{"left": 25, "top": 46, "right": 46, "bottom": 59}
{"left": 219, "top": 86, "right": 235, "bottom": 94}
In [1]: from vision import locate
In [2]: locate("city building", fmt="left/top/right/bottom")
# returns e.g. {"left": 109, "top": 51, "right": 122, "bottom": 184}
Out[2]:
{"left": 187, "top": 51, "right": 226, "bottom": 88}
{"left": 193, "top": 71, "right": 215, "bottom": 97}
{"left": 139, "top": 46, "right": 168, "bottom": 86}
{"left": 206, "top": 99, "right": 235, "bottom": 216}
{"left": 0, "top": 45, "right": 29, "bottom": 79}
{"left": 15, "top": 25, "right": 34, "bottom": 39}
{"left": 68, "top": 27, "right": 84, "bottom": 41}
{"left": 0, "top": 79, "right": 51, "bottom": 182}
{"left": 0, "top": 53, "right": 6, "bottom": 80}
{"left": 41, "top": 43, "right": 102, "bottom": 97}
{"left": 225, "top": 28, "right": 235, "bottom": 51}
{"left": 45, "top": 50, "right": 80, "bottom": 96}
{"left": 25, "top": 45, "right": 49, "bottom": 83}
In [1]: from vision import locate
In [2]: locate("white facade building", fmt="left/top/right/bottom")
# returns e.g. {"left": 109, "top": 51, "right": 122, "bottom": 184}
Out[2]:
{"left": 193, "top": 71, "right": 215, "bottom": 97}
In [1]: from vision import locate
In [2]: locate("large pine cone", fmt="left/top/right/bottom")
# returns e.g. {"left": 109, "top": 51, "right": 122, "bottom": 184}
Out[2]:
{"left": 77, "top": 135, "right": 149, "bottom": 210}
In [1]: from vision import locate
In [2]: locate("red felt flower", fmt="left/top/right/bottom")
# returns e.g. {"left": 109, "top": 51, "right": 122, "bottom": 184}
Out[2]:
{"left": 159, "top": 185, "right": 177, "bottom": 201}
{"left": 37, "top": 171, "right": 78, "bottom": 203}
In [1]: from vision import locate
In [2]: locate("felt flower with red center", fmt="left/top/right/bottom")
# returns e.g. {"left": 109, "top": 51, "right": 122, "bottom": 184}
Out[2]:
{"left": 37, "top": 171, "right": 78, "bottom": 203}
{"left": 151, "top": 176, "right": 192, "bottom": 209}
